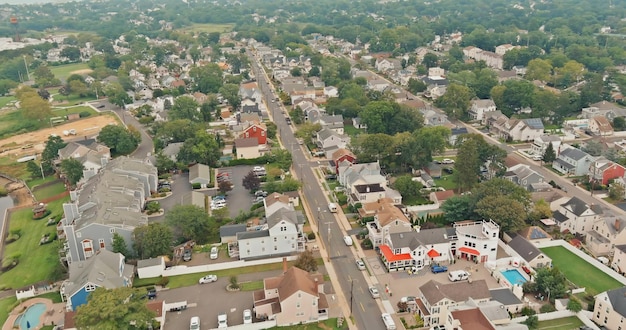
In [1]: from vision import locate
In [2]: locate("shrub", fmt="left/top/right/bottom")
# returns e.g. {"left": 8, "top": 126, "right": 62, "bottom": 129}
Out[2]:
{"left": 361, "top": 238, "right": 373, "bottom": 250}
{"left": 307, "top": 232, "right": 315, "bottom": 240}
{"left": 156, "top": 276, "right": 169, "bottom": 287}
{"left": 146, "top": 201, "right": 161, "bottom": 215}
{"left": 191, "top": 183, "right": 201, "bottom": 189}
{"left": 521, "top": 306, "right": 536, "bottom": 316}
{"left": 33, "top": 209, "right": 51, "bottom": 220}
{"left": 229, "top": 276, "right": 240, "bottom": 289}
{"left": 79, "top": 111, "right": 91, "bottom": 118}
{"left": 540, "top": 304, "right": 556, "bottom": 313}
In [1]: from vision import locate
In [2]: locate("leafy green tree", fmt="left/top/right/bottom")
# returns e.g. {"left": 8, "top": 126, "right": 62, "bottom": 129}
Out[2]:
{"left": 97, "top": 125, "right": 140, "bottom": 155}
{"left": 290, "top": 106, "right": 305, "bottom": 124}
{"left": 105, "top": 82, "right": 131, "bottom": 107}
{"left": 360, "top": 101, "right": 422, "bottom": 135}
{"left": 407, "top": 78, "right": 427, "bottom": 94}
{"left": 155, "top": 153, "right": 176, "bottom": 174}
{"left": 19, "top": 91, "right": 52, "bottom": 121}
{"left": 26, "top": 161, "right": 43, "bottom": 179}
{"left": 613, "top": 117, "right": 626, "bottom": 131}
{"left": 0, "top": 79, "right": 18, "bottom": 95}
{"left": 534, "top": 267, "right": 568, "bottom": 302}
{"left": 475, "top": 195, "right": 527, "bottom": 233}
{"left": 111, "top": 232, "right": 130, "bottom": 257}
{"left": 525, "top": 58, "right": 553, "bottom": 82}
{"left": 200, "top": 97, "right": 218, "bottom": 122}
{"left": 294, "top": 250, "right": 318, "bottom": 272}
{"left": 33, "top": 66, "right": 60, "bottom": 87}
{"left": 242, "top": 171, "right": 261, "bottom": 192}
{"left": 74, "top": 287, "right": 156, "bottom": 330}
{"left": 264, "top": 177, "right": 301, "bottom": 194}
{"left": 166, "top": 205, "right": 213, "bottom": 244}
{"left": 441, "top": 195, "right": 473, "bottom": 223}
{"left": 61, "top": 46, "right": 81, "bottom": 61}
{"left": 522, "top": 315, "right": 539, "bottom": 330}
{"left": 453, "top": 136, "right": 482, "bottom": 191}
{"left": 609, "top": 183, "right": 625, "bottom": 201}
{"left": 393, "top": 175, "right": 422, "bottom": 200}
{"left": 42, "top": 135, "right": 66, "bottom": 174}
{"left": 177, "top": 131, "right": 222, "bottom": 167}
{"left": 567, "top": 296, "right": 583, "bottom": 312}
{"left": 399, "top": 126, "right": 450, "bottom": 169}
{"left": 434, "top": 83, "right": 472, "bottom": 120}
{"left": 170, "top": 96, "right": 200, "bottom": 121}
{"left": 422, "top": 53, "right": 439, "bottom": 68}
{"left": 133, "top": 223, "right": 174, "bottom": 259}
{"left": 218, "top": 83, "right": 241, "bottom": 110}
{"left": 350, "top": 133, "right": 395, "bottom": 163}
{"left": 60, "top": 158, "right": 85, "bottom": 186}
{"left": 543, "top": 143, "right": 556, "bottom": 163}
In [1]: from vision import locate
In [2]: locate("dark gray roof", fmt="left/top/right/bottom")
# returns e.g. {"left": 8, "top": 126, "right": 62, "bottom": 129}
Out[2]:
{"left": 137, "top": 257, "right": 163, "bottom": 268}
{"left": 606, "top": 287, "right": 626, "bottom": 317}
{"left": 552, "top": 211, "right": 569, "bottom": 223}
{"left": 490, "top": 288, "right": 522, "bottom": 305}
{"left": 616, "top": 244, "right": 626, "bottom": 254}
{"left": 553, "top": 158, "right": 575, "bottom": 170}
{"left": 523, "top": 118, "right": 544, "bottom": 130}
{"left": 526, "top": 227, "right": 549, "bottom": 240}
{"left": 267, "top": 208, "right": 301, "bottom": 228}
{"left": 450, "top": 127, "right": 468, "bottom": 136}
{"left": 237, "top": 230, "right": 269, "bottom": 239}
{"left": 508, "top": 236, "right": 543, "bottom": 262}
{"left": 354, "top": 184, "right": 385, "bottom": 193}
{"left": 559, "top": 147, "right": 590, "bottom": 161}
{"left": 389, "top": 227, "right": 452, "bottom": 250}
{"left": 220, "top": 224, "right": 247, "bottom": 237}
{"left": 562, "top": 196, "right": 603, "bottom": 217}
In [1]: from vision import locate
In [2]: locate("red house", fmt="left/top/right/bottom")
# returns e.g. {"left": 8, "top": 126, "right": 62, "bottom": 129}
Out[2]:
{"left": 240, "top": 123, "right": 267, "bottom": 145}
{"left": 331, "top": 148, "right": 356, "bottom": 173}
{"left": 590, "top": 158, "right": 626, "bottom": 185}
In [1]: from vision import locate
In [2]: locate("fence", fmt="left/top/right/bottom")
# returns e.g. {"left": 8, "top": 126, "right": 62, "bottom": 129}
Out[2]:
{"left": 511, "top": 310, "right": 599, "bottom": 330}
{"left": 159, "top": 255, "right": 298, "bottom": 278}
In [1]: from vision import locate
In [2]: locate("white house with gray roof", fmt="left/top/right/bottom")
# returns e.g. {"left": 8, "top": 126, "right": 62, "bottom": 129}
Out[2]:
{"left": 551, "top": 196, "right": 603, "bottom": 235}
{"left": 235, "top": 208, "right": 305, "bottom": 260}
{"left": 61, "top": 250, "right": 134, "bottom": 311}
{"left": 469, "top": 99, "right": 497, "bottom": 121}
{"left": 61, "top": 157, "right": 156, "bottom": 264}
{"left": 530, "top": 135, "right": 562, "bottom": 157}
{"left": 506, "top": 235, "right": 551, "bottom": 268}
{"left": 316, "top": 128, "right": 349, "bottom": 153}
{"left": 593, "top": 287, "right": 626, "bottom": 329}
{"left": 552, "top": 146, "right": 595, "bottom": 176}
{"left": 504, "top": 164, "right": 546, "bottom": 191}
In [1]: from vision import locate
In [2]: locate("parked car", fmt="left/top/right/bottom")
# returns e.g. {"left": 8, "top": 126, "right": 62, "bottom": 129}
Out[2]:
{"left": 210, "top": 247, "right": 219, "bottom": 260}
{"left": 199, "top": 274, "right": 217, "bottom": 284}
{"left": 144, "top": 288, "right": 157, "bottom": 300}
{"left": 442, "top": 158, "right": 455, "bottom": 164}
{"left": 356, "top": 260, "right": 366, "bottom": 271}
{"left": 217, "top": 313, "right": 228, "bottom": 328}
{"left": 253, "top": 196, "right": 265, "bottom": 204}
{"left": 183, "top": 249, "right": 192, "bottom": 261}
{"left": 368, "top": 286, "right": 380, "bottom": 299}
{"left": 443, "top": 168, "right": 453, "bottom": 174}
{"left": 400, "top": 296, "right": 416, "bottom": 303}
{"left": 189, "top": 316, "right": 200, "bottom": 330}
{"left": 431, "top": 265, "right": 448, "bottom": 273}
{"left": 343, "top": 236, "right": 353, "bottom": 246}
{"left": 254, "top": 190, "right": 268, "bottom": 197}
{"left": 243, "top": 309, "right": 252, "bottom": 324}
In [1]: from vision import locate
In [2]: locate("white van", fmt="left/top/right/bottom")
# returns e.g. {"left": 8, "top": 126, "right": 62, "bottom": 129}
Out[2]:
{"left": 328, "top": 203, "right": 338, "bottom": 213}
{"left": 343, "top": 235, "right": 353, "bottom": 246}
{"left": 382, "top": 313, "right": 396, "bottom": 330}
{"left": 189, "top": 316, "right": 200, "bottom": 330}
{"left": 448, "top": 270, "right": 470, "bottom": 282}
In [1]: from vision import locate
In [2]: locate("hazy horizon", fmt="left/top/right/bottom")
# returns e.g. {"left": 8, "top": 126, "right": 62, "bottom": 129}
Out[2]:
{"left": 0, "top": 0, "right": 77, "bottom": 4}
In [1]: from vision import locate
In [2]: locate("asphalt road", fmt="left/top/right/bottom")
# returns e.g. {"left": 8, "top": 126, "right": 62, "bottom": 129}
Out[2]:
{"left": 248, "top": 51, "right": 385, "bottom": 329}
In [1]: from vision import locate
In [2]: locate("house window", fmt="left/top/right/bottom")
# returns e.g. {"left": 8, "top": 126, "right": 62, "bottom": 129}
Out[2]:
{"left": 109, "top": 228, "right": 115, "bottom": 234}
{"left": 261, "top": 131, "right": 265, "bottom": 136}
{"left": 99, "top": 239, "right": 105, "bottom": 249}
{"left": 274, "top": 246, "right": 277, "bottom": 251}
{"left": 274, "top": 237, "right": 277, "bottom": 242}
{"left": 253, "top": 127, "right": 257, "bottom": 132}
{"left": 82, "top": 239, "right": 94, "bottom": 258}
{"left": 483, "top": 244, "right": 487, "bottom": 249}
{"left": 85, "top": 284, "right": 97, "bottom": 292}
{"left": 297, "top": 302, "right": 301, "bottom": 309}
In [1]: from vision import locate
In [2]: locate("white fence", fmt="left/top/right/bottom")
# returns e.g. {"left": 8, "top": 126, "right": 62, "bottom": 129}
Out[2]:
{"left": 511, "top": 310, "right": 599, "bottom": 330}
{"left": 15, "top": 286, "right": 36, "bottom": 300}
{"left": 405, "top": 203, "right": 440, "bottom": 213}
{"left": 535, "top": 240, "right": 626, "bottom": 286}
{"left": 158, "top": 256, "right": 298, "bottom": 278}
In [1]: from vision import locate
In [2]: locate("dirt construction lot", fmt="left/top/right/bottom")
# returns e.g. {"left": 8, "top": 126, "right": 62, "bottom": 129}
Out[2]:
{"left": 0, "top": 114, "right": 118, "bottom": 158}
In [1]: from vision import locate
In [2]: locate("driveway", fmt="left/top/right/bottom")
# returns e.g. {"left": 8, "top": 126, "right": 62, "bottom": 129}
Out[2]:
{"left": 217, "top": 165, "right": 256, "bottom": 218}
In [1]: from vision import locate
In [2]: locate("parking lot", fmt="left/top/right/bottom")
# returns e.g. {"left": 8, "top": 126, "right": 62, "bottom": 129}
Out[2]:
{"left": 216, "top": 165, "right": 258, "bottom": 218}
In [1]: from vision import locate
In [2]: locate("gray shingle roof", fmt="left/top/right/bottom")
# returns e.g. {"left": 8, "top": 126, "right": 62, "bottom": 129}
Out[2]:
{"left": 65, "top": 250, "right": 132, "bottom": 298}
{"left": 137, "top": 257, "right": 163, "bottom": 268}
{"left": 606, "top": 287, "right": 626, "bottom": 317}
{"left": 237, "top": 230, "right": 269, "bottom": 240}
{"left": 420, "top": 279, "right": 491, "bottom": 305}
{"left": 220, "top": 224, "right": 247, "bottom": 237}
{"left": 562, "top": 196, "right": 603, "bottom": 216}
{"left": 490, "top": 288, "right": 522, "bottom": 305}
{"left": 523, "top": 118, "right": 544, "bottom": 130}
{"left": 559, "top": 147, "right": 591, "bottom": 161}
{"left": 507, "top": 235, "right": 543, "bottom": 262}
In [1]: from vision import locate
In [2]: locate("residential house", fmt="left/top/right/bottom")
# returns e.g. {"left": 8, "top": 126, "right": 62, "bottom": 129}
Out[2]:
{"left": 588, "top": 116, "right": 614, "bottom": 136}
{"left": 240, "top": 123, "right": 267, "bottom": 145}
{"left": 551, "top": 196, "right": 603, "bottom": 234}
{"left": 429, "top": 190, "right": 455, "bottom": 205}
{"left": 61, "top": 157, "right": 156, "bottom": 264}
{"left": 425, "top": 84, "right": 447, "bottom": 100}
{"left": 352, "top": 117, "right": 367, "bottom": 130}
{"left": 338, "top": 162, "right": 402, "bottom": 205}
{"left": 516, "top": 226, "right": 552, "bottom": 243}
{"left": 490, "top": 118, "right": 544, "bottom": 142}
{"left": 57, "top": 139, "right": 111, "bottom": 182}
{"left": 489, "top": 288, "right": 524, "bottom": 315}
{"left": 449, "top": 127, "right": 468, "bottom": 146}
{"left": 375, "top": 58, "right": 402, "bottom": 72}
{"left": 235, "top": 138, "right": 261, "bottom": 159}
{"left": 242, "top": 104, "right": 262, "bottom": 116}
{"left": 530, "top": 135, "right": 562, "bottom": 157}
{"left": 586, "top": 218, "right": 626, "bottom": 256}
{"left": 428, "top": 67, "right": 445, "bottom": 78}
{"left": 495, "top": 44, "right": 518, "bottom": 55}
{"left": 161, "top": 142, "right": 184, "bottom": 162}
{"left": 482, "top": 110, "right": 506, "bottom": 127}
{"left": 593, "top": 287, "right": 626, "bottom": 330}
{"left": 313, "top": 114, "right": 344, "bottom": 135}
{"left": 552, "top": 146, "right": 596, "bottom": 176}
{"left": 611, "top": 244, "right": 626, "bottom": 274}
{"left": 512, "top": 66, "right": 527, "bottom": 75}
{"left": 253, "top": 266, "right": 328, "bottom": 325}
{"left": 581, "top": 101, "right": 626, "bottom": 121}
{"left": 421, "top": 108, "right": 450, "bottom": 127}
{"left": 367, "top": 79, "right": 390, "bottom": 92}
{"left": 323, "top": 86, "right": 338, "bottom": 98}
{"left": 238, "top": 113, "right": 262, "bottom": 126}
{"left": 589, "top": 157, "right": 626, "bottom": 185}
{"left": 315, "top": 128, "right": 349, "bottom": 155}
{"left": 469, "top": 99, "right": 497, "bottom": 121}
{"left": 359, "top": 199, "right": 411, "bottom": 245}
{"left": 446, "top": 307, "right": 498, "bottom": 330}
{"left": 331, "top": 148, "right": 356, "bottom": 174}
{"left": 61, "top": 250, "right": 134, "bottom": 311}
{"left": 416, "top": 279, "right": 491, "bottom": 327}
{"left": 506, "top": 235, "right": 552, "bottom": 268}
{"left": 137, "top": 257, "right": 165, "bottom": 279}
{"left": 504, "top": 164, "right": 546, "bottom": 191}
{"left": 219, "top": 224, "right": 247, "bottom": 244}
{"left": 263, "top": 192, "right": 294, "bottom": 218}
{"left": 239, "top": 81, "right": 262, "bottom": 102}
{"left": 236, "top": 208, "right": 304, "bottom": 259}
{"left": 188, "top": 163, "right": 211, "bottom": 188}
{"left": 474, "top": 50, "right": 504, "bottom": 70}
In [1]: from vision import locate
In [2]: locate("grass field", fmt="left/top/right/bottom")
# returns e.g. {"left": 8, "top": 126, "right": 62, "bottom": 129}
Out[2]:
{"left": 0, "top": 156, "right": 28, "bottom": 180}
{"left": 178, "top": 23, "right": 234, "bottom": 33}
{"left": 27, "top": 176, "right": 57, "bottom": 189}
{"left": 537, "top": 316, "right": 584, "bottom": 330}
{"left": 0, "top": 96, "right": 15, "bottom": 108}
{"left": 52, "top": 105, "right": 97, "bottom": 116}
{"left": 49, "top": 63, "right": 91, "bottom": 81}
{"left": 267, "top": 318, "right": 348, "bottom": 330}
{"left": 0, "top": 109, "right": 46, "bottom": 140}
{"left": 434, "top": 174, "right": 458, "bottom": 191}
{"left": 32, "top": 180, "right": 66, "bottom": 201}
{"left": 343, "top": 124, "right": 364, "bottom": 137}
{"left": 0, "top": 197, "right": 69, "bottom": 290}
{"left": 541, "top": 246, "right": 623, "bottom": 296}
{"left": 0, "top": 296, "right": 17, "bottom": 327}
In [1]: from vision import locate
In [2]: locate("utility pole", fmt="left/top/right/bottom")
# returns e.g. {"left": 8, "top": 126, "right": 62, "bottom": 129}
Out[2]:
{"left": 38, "top": 155, "right": 45, "bottom": 179}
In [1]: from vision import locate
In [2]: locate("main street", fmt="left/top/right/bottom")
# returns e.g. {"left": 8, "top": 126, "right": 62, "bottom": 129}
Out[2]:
{"left": 248, "top": 51, "right": 386, "bottom": 329}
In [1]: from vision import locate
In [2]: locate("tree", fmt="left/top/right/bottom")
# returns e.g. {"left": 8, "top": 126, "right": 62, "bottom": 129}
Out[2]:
{"left": 61, "top": 46, "right": 81, "bottom": 61}
{"left": 529, "top": 199, "right": 553, "bottom": 223}
{"left": 522, "top": 315, "right": 539, "bottom": 330}
{"left": 111, "top": 232, "right": 129, "bottom": 257}
{"left": 242, "top": 171, "right": 261, "bottom": 192}
{"left": 309, "top": 66, "right": 320, "bottom": 77}
{"left": 218, "top": 83, "right": 241, "bottom": 110}
{"left": 614, "top": 117, "right": 626, "bottom": 131}
{"left": 582, "top": 140, "right": 603, "bottom": 156}
{"left": 170, "top": 96, "right": 200, "bottom": 121}
{"left": 19, "top": 91, "right": 52, "bottom": 121}
{"left": 218, "top": 180, "right": 233, "bottom": 195}
{"left": 42, "top": 135, "right": 66, "bottom": 174}
{"left": 74, "top": 287, "right": 156, "bottom": 330}
{"left": 567, "top": 296, "right": 583, "bottom": 313}
{"left": 542, "top": 142, "right": 556, "bottom": 163}
{"left": 609, "top": 183, "right": 625, "bottom": 201}
{"left": 393, "top": 175, "right": 423, "bottom": 200}
{"left": 294, "top": 250, "right": 318, "bottom": 272}
{"left": 441, "top": 195, "right": 473, "bottom": 223}
{"left": 407, "top": 78, "right": 427, "bottom": 94}
{"left": 422, "top": 53, "right": 439, "bottom": 68}
{"left": 37, "top": 89, "right": 50, "bottom": 100}
{"left": 525, "top": 59, "right": 553, "bottom": 82}
{"left": 60, "top": 158, "right": 85, "bottom": 186}
{"left": 33, "top": 66, "right": 60, "bottom": 87}
{"left": 475, "top": 195, "right": 527, "bottom": 233}
{"left": 133, "top": 223, "right": 174, "bottom": 259}
{"left": 534, "top": 267, "right": 568, "bottom": 302}
{"left": 200, "top": 97, "right": 218, "bottom": 122}
{"left": 290, "top": 67, "right": 302, "bottom": 77}
{"left": 69, "top": 80, "right": 89, "bottom": 97}
{"left": 454, "top": 136, "right": 482, "bottom": 191}
{"left": 97, "top": 125, "right": 140, "bottom": 155}
{"left": 177, "top": 131, "right": 222, "bottom": 168}
{"left": 434, "top": 83, "right": 472, "bottom": 120}
{"left": 165, "top": 205, "right": 213, "bottom": 244}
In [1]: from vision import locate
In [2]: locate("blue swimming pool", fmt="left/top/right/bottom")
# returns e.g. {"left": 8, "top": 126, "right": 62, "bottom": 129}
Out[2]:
{"left": 14, "top": 302, "right": 46, "bottom": 329}
{"left": 501, "top": 269, "right": 527, "bottom": 286}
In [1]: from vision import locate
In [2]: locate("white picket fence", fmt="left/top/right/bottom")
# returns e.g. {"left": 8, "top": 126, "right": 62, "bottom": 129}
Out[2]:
{"left": 158, "top": 255, "right": 298, "bottom": 278}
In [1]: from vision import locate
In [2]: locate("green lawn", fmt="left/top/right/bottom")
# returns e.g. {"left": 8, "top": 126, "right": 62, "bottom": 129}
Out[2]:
{"left": 0, "top": 109, "right": 46, "bottom": 140}
{"left": 178, "top": 23, "right": 234, "bottom": 33}
{"left": 36, "top": 291, "right": 63, "bottom": 303}
{"left": 0, "top": 96, "right": 15, "bottom": 108}
{"left": 343, "top": 124, "right": 364, "bottom": 137}
{"left": 541, "top": 246, "right": 623, "bottom": 296}
{"left": 267, "top": 318, "right": 348, "bottom": 330}
{"left": 0, "top": 296, "right": 17, "bottom": 326}
{"left": 537, "top": 316, "right": 584, "bottom": 330}
{"left": 0, "top": 197, "right": 69, "bottom": 290}
{"left": 32, "top": 181, "right": 66, "bottom": 201}
{"left": 27, "top": 176, "right": 57, "bottom": 190}
{"left": 49, "top": 63, "right": 92, "bottom": 81}
{"left": 53, "top": 94, "right": 97, "bottom": 106}
{"left": 52, "top": 105, "right": 97, "bottom": 116}
{"left": 239, "top": 280, "right": 264, "bottom": 291}
{"left": 433, "top": 174, "right": 458, "bottom": 191}
{"left": 0, "top": 156, "right": 28, "bottom": 180}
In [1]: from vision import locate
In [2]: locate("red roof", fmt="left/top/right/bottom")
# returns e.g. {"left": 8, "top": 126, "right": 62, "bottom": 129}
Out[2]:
{"left": 459, "top": 247, "right": 480, "bottom": 256}
{"left": 569, "top": 239, "right": 582, "bottom": 248}
{"left": 427, "top": 249, "right": 440, "bottom": 258}
{"left": 379, "top": 244, "right": 412, "bottom": 262}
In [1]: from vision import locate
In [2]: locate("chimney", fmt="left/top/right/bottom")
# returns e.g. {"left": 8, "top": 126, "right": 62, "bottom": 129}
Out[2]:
{"left": 282, "top": 257, "right": 288, "bottom": 273}
{"left": 615, "top": 219, "right": 621, "bottom": 231}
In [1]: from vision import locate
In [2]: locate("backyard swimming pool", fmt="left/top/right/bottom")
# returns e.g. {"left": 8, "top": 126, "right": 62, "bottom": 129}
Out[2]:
{"left": 501, "top": 269, "right": 527, "bottom": 286}
{"left": 14, "top": 302, "right": 46, "bottom": 329}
